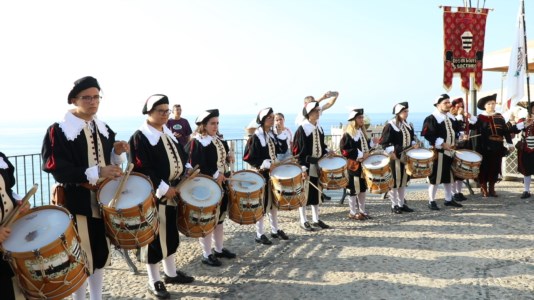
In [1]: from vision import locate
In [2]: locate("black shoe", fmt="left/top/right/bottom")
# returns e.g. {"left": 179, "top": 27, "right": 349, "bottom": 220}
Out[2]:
{"left": 271, "top": 230, "right": 289, "bottom": 240}
{"left": 428, "top": 201, "right": 440, "bottom": 210}
{"left": 457, "top": 193, "right": 467, "bottom": 201}
{"left": 300, "top": 222, "right": 314, "bottom": 231}
{"left": 520, "top": 191, "right": 531, "bottom": 199}
{"left": 147, "top": 281, "right": 170, "bottom": 299}
{"left": 201, "top": 254, "right": 222, "bottom": 267}
{"left": 163, "top": 270, "right": 194, "bottom": 284}
{"left": 321, "top": 194, "right": 332, "bottom": 201}
{"left": 401, "top": 204, "right": 414, "bottom": 212}
{"left": 391, "top": 205, "right": 402, "bottom": 214}
{"left": 452, "top": 193, "right": 461, "bottom": 201}
{"left": 312, "top": 220, "right": 330, "bottom": 229}
{"left": 213, "top": 248, "right": 236, "bottom": 259}
{"left": 444, "top": 199, "right": 463, "bottom": 208}
{"left": 255, "top": 234, "right": 273, "bottom": 245}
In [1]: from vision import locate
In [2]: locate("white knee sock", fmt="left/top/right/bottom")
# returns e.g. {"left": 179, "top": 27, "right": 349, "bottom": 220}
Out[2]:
{"left": 269, "top": 208, "right": 279, "bottom": 233}
{"left": 455, "top": 180, "right": 463, "bottom": 194}
{"left": 357, "top": 192, "right": 366, "bottom": 214}
{"left": 71, "top": 280, "right": 87, "bottom": 300}
{"left": 348, "top": 195, "right": 357, "bottom": 215}
{"left": 213, "top": 224, "right": 224, "bottom": 252}
{"left": 524, "top": 176, "right": 531, "bottom": 192}
{"left": 199, "top": 232, "right": 213, "bottom": 258}
{"left": 388, "top": 189, "right": 399, "bottom": 208}
{"left": 398, "top": 187, "right": 406, "bottom": 207}
{"left": 444, "top": 183, "right": 452, "bottom": 201}
{"left": 162, "top": 255, "right": 177, "bottom": 277}
{"left": 428, "top": 184, "right": 438, "bottom": 203}
{"left": 256, "top": 216, "right": 265, "bottom": 238}
{"left": 88, "top": 268, "right": 104, "bottom": 300}
{"left": 146, "top": 263, "right": 160, "bottom": 285}
{"left": 298, "top": 206, "right": 308, "bottom": 224}
{"left": 311, "top": 205, "right": 320, "bottom": 223}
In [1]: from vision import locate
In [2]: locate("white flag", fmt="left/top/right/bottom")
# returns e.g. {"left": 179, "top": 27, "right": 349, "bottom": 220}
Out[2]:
{"left": 505, "top": 0, "right": 527, "bottom": 110}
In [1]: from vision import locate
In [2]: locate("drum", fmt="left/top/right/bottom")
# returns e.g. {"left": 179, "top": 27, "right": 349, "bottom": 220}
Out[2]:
{"left": 362, "top": 154, "right": 393, "bottom": 194}
{"left": 270, "top": 163, "right": 306, "bottom": 210}
{"left": 227, "top": 170, "right": 265, "bottom": 224}
{"left": 405, "top": 148, "right": 436, "bottom": 178}
{"left": 97, "top": 172, "right": 159, "bottom": 249}
{"left": 452, "top": 150, "right": 482, "bottom": 179}
{"left": 177, "top": 175, "right": 222, "bottom": 237}
{"left": 317, "top": 155, "right": 349, "bottom": 189}
{"left": 1, "top": 206, "right": 88, "bottom": 300}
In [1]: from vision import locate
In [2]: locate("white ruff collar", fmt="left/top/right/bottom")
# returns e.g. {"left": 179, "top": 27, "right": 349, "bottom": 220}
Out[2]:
{"left": 194, "top": 133, "right": 214, "bottom": 147}
{"left": 139, "top": 121, "right": 177, "bottom": 146}
{"left": 254, "top": 127, "right": 275, "bottom": 147}
{"left": 432, "top": 109, "right": 455, "bottom": 124}
{"left": 388, "top": 119, "right": 412, "bottom": 132}
{"left": 0, "top": 157, "right": 8, "bottom": 169}
{"left": 58, "top": 110, "right": 109, "bottom": 141}
{"left": 301, "top": 120, "right": 323, "bottom": 137}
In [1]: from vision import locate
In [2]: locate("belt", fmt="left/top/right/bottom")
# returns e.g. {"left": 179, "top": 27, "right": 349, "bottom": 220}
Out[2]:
{"left": 488, "top": 136, "right": 503, "bottom": 142}
{"left": 79, "top": 182, "right": 100, "bottom": 191}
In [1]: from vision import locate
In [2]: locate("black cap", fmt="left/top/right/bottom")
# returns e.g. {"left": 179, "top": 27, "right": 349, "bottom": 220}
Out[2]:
{"left": 142, "top": 94, "right": 169, "bottom": 114}
{"left": 68, "top": 76, "right": 100, "bottom": 104}
{"left": 348, "top": 108, "right": 364, "bottom": 121}
{"left": 302, "top": 101, "right": 320, "bottom": 119}
{"left": 256, "top": 107, "right": 273, "bottom": 124}
{"left": 477, "top": 93, "right": 497, "bottom": 110}
{"left": 434, "top": 94, "right": 450, "bottom": 106}
{"left": 392, "top": 102, "right": 409, "bottom": 115}
{"left": 195, "top": 109, "right": 219, "bottom": 125}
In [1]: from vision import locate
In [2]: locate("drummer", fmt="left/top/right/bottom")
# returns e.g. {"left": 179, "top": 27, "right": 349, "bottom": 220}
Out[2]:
{"left": 380, "top": 102, "right": 417, "bottom": 214}
{"left": 293, "top": 101, "right": 332, "bottom": 230}
{"left": 509, "top": 102, "right": 534, "bottom": 199}
{"left": 42, "top": 76, "right": 129, "bottom": 300}
{"left": 0, "top": 152, "right": 27, "bottom": 300}
{"left": 129, "top": 94, "right": 194, "bottom": 299}
{"left": 450, "top": 97, "right": 469, "bottom": 201}
{"left": 186, "top": 109, "right": 237, "bottom": 266}
{"left": 244, "top": 107, "right": 290, "bottom": 244}
{"left": 340, "top": 108, "right": 379, "bottom": 220}
{"left": 421, "top": 94, "right": 473, "bottom": 210}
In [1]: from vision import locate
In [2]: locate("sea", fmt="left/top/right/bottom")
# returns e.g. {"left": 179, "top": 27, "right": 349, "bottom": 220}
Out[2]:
{"left": 0, "top": 112, "right": 429, "bottom": 156}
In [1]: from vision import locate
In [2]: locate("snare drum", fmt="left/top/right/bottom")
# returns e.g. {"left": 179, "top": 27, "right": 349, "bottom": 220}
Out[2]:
{"left": 362, "top": 154, "right": 393, "bottom": 194}
{"left": 227, "top": 170, "right": 265, "bottom": 224}
{"left": 177, "top": 175, "right": 222, "bottom": 237}
{"left": 97, "top": 172, "right": 159, "bottom": 249}
{"left": 270, "top": 163, "right": 306, "bottom": 210}
{"left": 2, "top": 206, "right": 88, "bottom": 300}
{"left": 452, "top": 150, "right": 482, "bottom": 179}
{"left": 317, "top": 155, "right": 349, "bottom": 189}
{"left": 405, "top": 148, "right": 435, "bottom": 178}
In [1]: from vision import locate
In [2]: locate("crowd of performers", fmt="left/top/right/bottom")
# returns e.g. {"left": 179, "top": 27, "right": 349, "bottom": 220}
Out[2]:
{"left": 0, "top": 76, "right": 533, "bottom": 300}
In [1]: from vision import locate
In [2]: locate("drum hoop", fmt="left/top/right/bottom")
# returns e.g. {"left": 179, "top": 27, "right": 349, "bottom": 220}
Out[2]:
{"left": 362, "top": 153, "right": 390, "bottom": 169}
{"left": 270, "top": 162, "right": 303, "bottom": 179}
{"left": 97, "top": 172, "right": 155, "bottom": 207}
{"left": 228, "top": 169, "right": 265, "bottom": 192}
{"left": 318, "top": 155, "right": 347, "bottom": 170}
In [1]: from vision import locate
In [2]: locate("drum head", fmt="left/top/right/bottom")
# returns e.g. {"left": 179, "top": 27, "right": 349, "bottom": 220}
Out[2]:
{"left": 181, "top": 176, "right": 222, "bottom": 207}
{"left": 362, "top": 154, "right": 389, "bottom": 169}
{"left": 271, "top": 164, "right": 302, "bottom": 180}
{"left": 455, "top": 150, "right": 482, "bottom": 162}
{"left": 229, "top": 171, "right": 264, "bottom": 192}
{"left": 406, "top": 148, "right": 434, "bottom": 159}
{"left": 99, "top": 173, "right": 153, "bottom": 209}
{"left": 318, "top": 156, "right": 347, "bottom": 170}
{"left": 3, "top": 207, "right": 71, "bottom": 252}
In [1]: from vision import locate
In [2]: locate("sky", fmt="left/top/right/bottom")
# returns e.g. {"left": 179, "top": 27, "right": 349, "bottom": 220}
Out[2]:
{"left": 0, "top": 0, "right": 528, "bottom": 122}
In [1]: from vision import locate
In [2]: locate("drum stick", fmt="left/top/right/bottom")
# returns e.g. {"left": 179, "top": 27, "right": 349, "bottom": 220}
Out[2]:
{"left": 175, "top": 165, "right": 200, "bottom": 190}
{"left": 109, "top": 163, "right": 134, "bottom": 208}
{"left": 2, "top": 184, "right": 38, "bottom": 227}
{"left": 468, "top": 134, "right": 481, "bottom": 139}
{"left": 307, "top": 180, "right": 326, "bottom": 196}
{"left": 225, "top": 178, "right": 256, "bottom": 184}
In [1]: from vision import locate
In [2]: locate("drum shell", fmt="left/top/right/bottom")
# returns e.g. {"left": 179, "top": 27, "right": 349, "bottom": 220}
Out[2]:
{"left": 228, "top": 170, "right": 265, "bottom": 224}
{"left": 176, "top": 174, "right": 222, "bottom": 238}
{"left": 1, "top": 206, "right": 88, "bottom": 300}
{"left": 318, "top": 155, "right": 349, "bottom": 190}
{"left": 451, "top": 150, "right": 482, "bottom": 179}
{"left": 97, "top": 172, "right": 159, "bottom": 249}
{"left": 405, "top": 149, "right": 436, "bottom": 179}
{"left": 362, "top": 154, "right": 393, "bottom": 194}
{"left": 270, "top": 163, "right": 306, "bottom": 210}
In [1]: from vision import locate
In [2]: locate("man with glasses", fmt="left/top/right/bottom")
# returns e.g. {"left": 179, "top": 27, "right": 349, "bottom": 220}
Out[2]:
{"left": 167, "top": 104, "right": 192, "bottom": 146}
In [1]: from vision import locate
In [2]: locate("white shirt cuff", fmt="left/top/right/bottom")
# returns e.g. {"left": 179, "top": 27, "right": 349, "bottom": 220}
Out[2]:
{"left": 369, "top": 140, "right": 375, "bottom": 148}
{"left": 435, "top": 138, "right": 444, "bottom": 149}
{"left": 156, "top": 180, "right": 170, "bottom": 199}
{"left": 213, "top": 170, "right": 220, "bottom": 179}
{"left": 185, "top": 163, "right": 192, "bottom": 169}
{"left": 468, "top": 115, "right": 477, "bottom": 124}
{"left": 85, "top": 165, "right": 100, "bottom": 185}
{"left": 517, "top": 122, "right": 525, "bottom": 130}
{"left": 301, "top": 166, "right": 308, "bottom": 172}
{"left": 357, "top": 149, "right": 363, "bottom": 159}
{"left": 111, "top": 150, "right": 127, "bottom": 165}
{"left": 385, "top": 146, "right": 394, "bottom": 154}
{"left": 12, "top": 192, "right": 22, "bottom": 201}
{"left": 411, "top": 141, "right": 416, "bottom": 146}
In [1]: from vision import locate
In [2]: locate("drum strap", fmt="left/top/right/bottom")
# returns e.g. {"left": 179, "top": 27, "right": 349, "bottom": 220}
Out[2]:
{"left": 443, "top": 117, "right": 455, "bottom": 157}
{"left": 213, "top": 137, "right": 229, "bottom": 174}
{"left": 0, "top": 175, "right": 14, "bottom": 223}
{"left": 312, "top": 129, "right": 321, "bottom": 158}
{"left": 161, "top": 135, "right": 183, "bottom": 182}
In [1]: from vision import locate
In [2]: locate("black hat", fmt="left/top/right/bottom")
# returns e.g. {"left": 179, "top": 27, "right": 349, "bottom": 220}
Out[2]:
{"left": 142, "top": 94, "right": 169, "bottom": 114}
{"left": 302, "top": 101, "right": 320, "bottom": 119}
{"left": 67, "top": 76, "right": 100, "bottom": 104}
{"left": 477, "top": 93, "right": 497, "bottom": 110}
{"left": 256, "top": 107, "right": 273, "bottom": 124}
{"left": 434, "top": 94, "right": 450, "bottom": 106}
{"left": 195, "top": 109, "right": 219, "bottom": 125}
{"left": 392, "top": 102, "right": 409, "bottom": 115}
{"left": 348, "top": 108, "right": 364, "bottom": 121}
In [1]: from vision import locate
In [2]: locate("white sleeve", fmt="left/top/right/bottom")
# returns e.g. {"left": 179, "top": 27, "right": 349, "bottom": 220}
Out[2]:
{"left": 155, "top": 180, "right": 170, "bottom": 199}
{"left": 357, "top": 149, "right": 363, "bottom": 159}
{"left": 85, "top": 166, "right": 100, "bottom": 185}
{"left": 111, "top": 150, "right": 127, "bottom": 165}
{"left": 213, "top": 170, "right": 220, "bottom": 179}
{"left": 435, "top": 137, "right": 444, "bottom": 149}
{"left": 516, "top": 122, "right": 525, "bottom": 130}
{"left": 467, "top": 115, "right": 477, "bottom": 124}
{"left": 385, "top": 146, "right": 394, "bottom": 154}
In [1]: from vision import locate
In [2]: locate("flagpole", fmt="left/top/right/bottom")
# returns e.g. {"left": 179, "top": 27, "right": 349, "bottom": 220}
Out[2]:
{"left": 521, "top": 0, "right": 531, "bottom": 107}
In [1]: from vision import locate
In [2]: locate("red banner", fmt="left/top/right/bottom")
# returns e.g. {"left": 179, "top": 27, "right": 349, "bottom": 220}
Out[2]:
{"left": 443, "top": 6, "right": 489, "bottom": 92}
